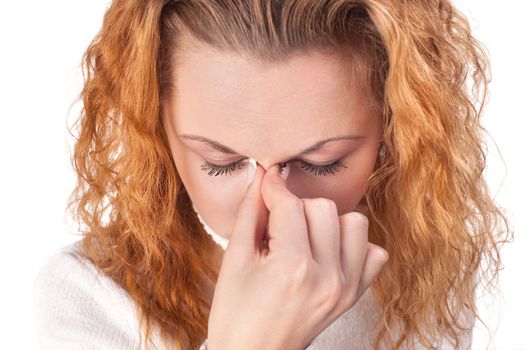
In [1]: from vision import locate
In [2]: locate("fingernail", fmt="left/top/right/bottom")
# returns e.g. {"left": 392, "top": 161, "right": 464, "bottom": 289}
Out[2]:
{"left": 278, "top": 162, "right": 290, "bottom": 180}
{"left": 245, "top": 158, "right": 257, "bottom": 185}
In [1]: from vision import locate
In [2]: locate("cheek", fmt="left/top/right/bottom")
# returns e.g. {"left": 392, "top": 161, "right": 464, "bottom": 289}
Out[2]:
{"left": 286, "top": 146, "right": 378, "bottom": 215}
{"left": 286, "top": 172, "right": 362, "bottom": 215}
{"left": 186, "top": 180, "right": 242, "bottom": 239}
{"left": 174, "top": 151, "right": 249, "bottom": 239}
{"left": 163, "top": 119, "right": 246, "bottom": 238}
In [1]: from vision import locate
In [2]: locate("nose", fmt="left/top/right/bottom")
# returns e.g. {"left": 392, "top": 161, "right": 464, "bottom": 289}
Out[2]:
{"left": 250, "top": 158, "right": 288, "bottom": 174}
{"left": 252, "top": 160, "right": 273, "bottom": 172}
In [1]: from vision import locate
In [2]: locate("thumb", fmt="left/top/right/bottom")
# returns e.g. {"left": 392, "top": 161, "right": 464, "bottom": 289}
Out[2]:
{"left": 225, "top": 160, "right": 269, "bottom": 262}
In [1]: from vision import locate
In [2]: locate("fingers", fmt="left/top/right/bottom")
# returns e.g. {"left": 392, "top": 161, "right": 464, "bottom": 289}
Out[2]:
{"left": 355, "top": 243, "right": 389, "bottom": 300}
{"left": 227, "top": 163, "right": 269, "bottom": 263}
{"left": 339, "top": 212, "right": 369, "bottom": 295}
{"left": 260, "top": 164, "right": 311, "bottom": 258}
{"left": 302, "top": 198, "right": 341, "bottom": 271}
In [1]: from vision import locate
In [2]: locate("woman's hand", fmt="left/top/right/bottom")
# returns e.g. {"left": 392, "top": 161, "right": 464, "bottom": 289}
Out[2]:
{"left": 207, "top": 163, "right": 389, "bottom": 350}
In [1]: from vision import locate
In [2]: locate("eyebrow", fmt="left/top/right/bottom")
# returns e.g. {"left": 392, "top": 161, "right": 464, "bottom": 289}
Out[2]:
{"left": 179, "top": 133, "right": 365, "bottom": 158}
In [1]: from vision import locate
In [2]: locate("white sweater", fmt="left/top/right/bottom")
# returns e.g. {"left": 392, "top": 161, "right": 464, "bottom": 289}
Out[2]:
{"left": 33, "top": 209, "right": 474, "bottom": 349}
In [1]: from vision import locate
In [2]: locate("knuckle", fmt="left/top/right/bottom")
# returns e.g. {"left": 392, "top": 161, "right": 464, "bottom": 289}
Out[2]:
{"left": 279, "top": 197, "right": 305, "bottom": 214}
{"left": 303, "top": 197, "right": 337, "bottom": 214}
{"left": 288, "top": 257, "right": 311, "bottom": 284}
{"left": 293, "top": 198, "right": 305, "bottom": 212}
{"left": 275, "top": 256, "right": 313, "bottom": 291}
{"left": 344, "top": 211, "right": 369, "bottom": 231}
{"left": 317, "top": 273, "right": 344, "bottom": 306}
{"left": 343, "top": 283, "right": 359, "bottom": 305}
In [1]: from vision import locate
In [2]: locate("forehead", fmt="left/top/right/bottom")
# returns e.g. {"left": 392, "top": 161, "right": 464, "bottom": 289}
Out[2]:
{"left": 168, "top": 38, "right": 377, "bottom": 157}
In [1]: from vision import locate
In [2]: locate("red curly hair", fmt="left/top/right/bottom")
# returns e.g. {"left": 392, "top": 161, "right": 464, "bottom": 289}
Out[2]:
{"left": 66, "top": 0, "right": 512, "bottom": 349}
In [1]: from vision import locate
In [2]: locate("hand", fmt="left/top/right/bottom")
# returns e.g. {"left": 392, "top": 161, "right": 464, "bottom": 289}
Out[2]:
{"left": 207, "top": 163, "right": 389, "bottom": 350}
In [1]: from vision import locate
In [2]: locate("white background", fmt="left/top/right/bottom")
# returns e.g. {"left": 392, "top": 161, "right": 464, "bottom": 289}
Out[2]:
{"left": 0, "top": 1, "right": 523, "bottom": 349}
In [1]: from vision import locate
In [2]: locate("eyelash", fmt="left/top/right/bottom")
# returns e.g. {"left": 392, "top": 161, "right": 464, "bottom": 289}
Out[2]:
{"left": 200, "top": 159, "right": 347, "bottom": 177}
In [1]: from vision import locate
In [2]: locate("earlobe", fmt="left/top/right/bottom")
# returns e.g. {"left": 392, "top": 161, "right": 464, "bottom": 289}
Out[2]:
{"left": 378, "top": 142, "right": 387, "bottom": 160}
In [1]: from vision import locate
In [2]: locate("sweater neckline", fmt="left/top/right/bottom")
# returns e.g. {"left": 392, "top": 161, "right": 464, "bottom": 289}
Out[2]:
{"left": 192, "top": 204, "right": 229, "bottom": 250}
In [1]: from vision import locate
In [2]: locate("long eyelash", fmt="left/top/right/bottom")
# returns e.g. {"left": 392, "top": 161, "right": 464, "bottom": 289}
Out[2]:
{"left": 200, "top": 159, "right": 248, "bottom": 176}
{"left": 200, "top": 159, "right": 347, "bottom": 177}
{"left": 298, "top": 160, "right": 347, "bottom": 176}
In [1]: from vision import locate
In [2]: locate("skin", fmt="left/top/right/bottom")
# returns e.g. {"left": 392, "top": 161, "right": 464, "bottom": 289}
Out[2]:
{"left": 161, "top": 36, "right": 383, "bottom": 241}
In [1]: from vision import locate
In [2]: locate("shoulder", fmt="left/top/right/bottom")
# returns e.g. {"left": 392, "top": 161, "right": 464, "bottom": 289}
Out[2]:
{"left": 34, "top": 239, "right": 136, "bottom": 314}
{"left": 35, "top": 239, "right": 107, "bottom": 294}
{"left": 33, "top": 239, "right": 142, "bottom": 349}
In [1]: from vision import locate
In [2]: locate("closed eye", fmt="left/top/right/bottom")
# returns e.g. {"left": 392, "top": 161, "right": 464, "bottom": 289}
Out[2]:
{"left": 200, "top": 158, "right": 346, "bottom": 177}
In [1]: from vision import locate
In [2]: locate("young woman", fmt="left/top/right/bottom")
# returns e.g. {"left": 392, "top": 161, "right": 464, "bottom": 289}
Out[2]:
{"left": 34, "top": 0, "right": 511, "bottom": 349}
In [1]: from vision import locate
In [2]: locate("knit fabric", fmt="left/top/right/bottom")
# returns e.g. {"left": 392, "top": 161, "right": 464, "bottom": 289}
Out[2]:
{"left": 33, "top": 209, "right": 474, "bottom": 349}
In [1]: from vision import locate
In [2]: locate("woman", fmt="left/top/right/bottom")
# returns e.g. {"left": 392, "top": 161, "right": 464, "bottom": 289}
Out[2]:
{"left": 33, "top": 0, "right": 511, "bottom": 349}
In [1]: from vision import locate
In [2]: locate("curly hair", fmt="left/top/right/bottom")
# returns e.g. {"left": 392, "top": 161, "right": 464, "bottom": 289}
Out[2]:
{"left": 65, "top": 0, "right": 512, "bottom": 349}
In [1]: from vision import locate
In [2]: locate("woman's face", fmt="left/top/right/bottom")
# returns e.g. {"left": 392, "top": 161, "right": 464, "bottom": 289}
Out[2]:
{"left": 161, "top": 38, "right": 383, "bottom": 239}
